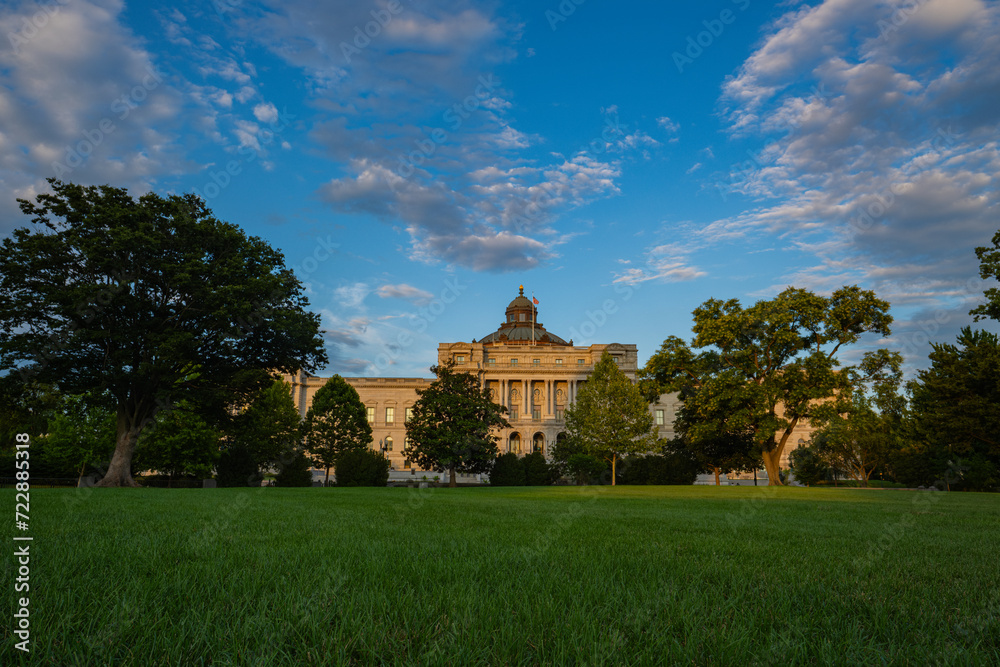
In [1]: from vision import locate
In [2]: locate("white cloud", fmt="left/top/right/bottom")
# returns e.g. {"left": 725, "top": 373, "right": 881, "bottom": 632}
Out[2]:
{"left": 376, "top": 284, "right": 434, "bottom": 305}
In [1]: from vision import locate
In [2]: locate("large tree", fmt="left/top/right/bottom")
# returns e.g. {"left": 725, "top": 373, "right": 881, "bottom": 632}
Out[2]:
{"left": 404, "top": 361, "right": 509, "bottom": 487}
{"left": 230, "top": 379, "right": 304, "bottom": 477}
{"left": 304, "top": 375, "right": 372, "bottom": 484}
{"left": 0, "top": 180, "right": 327, "bottom": 486}
{"left": 642, "top": 286, "right": 892, "bottom": 485}
{"left": 564, "top": 352, "right": 655, "bottom": 485}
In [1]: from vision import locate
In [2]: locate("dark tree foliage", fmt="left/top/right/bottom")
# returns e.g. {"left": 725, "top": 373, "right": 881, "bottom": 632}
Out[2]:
{"left": 0, "top": 180, "right": 327, "bottom": 486}
{"left": 789, "top": 445, "right": 831, "bottom": 487}
{"left": 908, "top": 327, "right": 1000, "bottom": 491}
{"left": 305, "top": 375, "right": 372, "bottom": 484}
{"left": 275, "top": 451, "right": 314, "bottom": 487}
{"left": 490, "top": 452, "right": 525, "bottom": 486}
{"left": 522, "top": 451, "right": 558, "bottom": 486}
{"left": 565, "top": 453, "right": 608, "bottom": 485}
{"left": 230, "top": 379, "right": 304, "bottom": 478}
{"left": 621, "top": 450, "right": 699, "bottom": 486}
{"left": 334, "top": 449, "right": 390, "bottom": 487}
{"left": 404, "top": 361, "right": 509, "bottom": 487}
{"left": 216, "top": 445, "right": 263, "bottom": 487}
{"left": 135, "top": 402, "right": 220, "bottom": 485}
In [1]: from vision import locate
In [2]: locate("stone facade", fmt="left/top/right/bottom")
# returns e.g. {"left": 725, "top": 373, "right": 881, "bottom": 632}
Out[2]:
{"left": 285, "top": 286, "right": 811, "bottom": 481}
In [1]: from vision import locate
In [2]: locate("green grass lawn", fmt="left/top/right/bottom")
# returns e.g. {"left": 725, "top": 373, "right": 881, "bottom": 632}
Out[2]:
{"left": 2, "top": 486, "right": 999, "bottom": 665}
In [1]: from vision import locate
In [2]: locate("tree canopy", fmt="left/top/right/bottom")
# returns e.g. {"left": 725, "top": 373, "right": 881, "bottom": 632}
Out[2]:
{"left": 404, "top": 361, "right": 509, "bottom": 487}
{"left": 642, "top": 286, "right": 892, "bottom": 485}
{"left": 304, "top": 375, "right": 372, "bottom": 484}
{"left": 564, "top": 352, "right": 655, "bottom": 485}
{"left": 0, "top": 180, "right": 327, "bottom": 486}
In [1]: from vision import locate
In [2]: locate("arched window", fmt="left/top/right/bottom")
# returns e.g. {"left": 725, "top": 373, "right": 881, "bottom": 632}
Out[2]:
{"left": 384, "top": 436, "right": 393, "bottom": 451}
{"left": 509, "top": 432, "right": 521, "bottom": 454}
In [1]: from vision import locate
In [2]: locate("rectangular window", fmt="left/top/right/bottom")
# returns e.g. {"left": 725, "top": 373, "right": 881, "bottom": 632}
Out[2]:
{"left": 510, "top": 358, "right": 518, "bottom": 366}
{"left": 510, "top": 407, "right": 518, "bottom": 420}
{"left": 366, "top": 407, "right": 375, "bottom": 423}
{"left": 385, "top": 407, "right": 394, "bottom": 424}
{"left": 556, "top": 409, "right": 564, "bottom": 420}
{"left": 555, "top": 358, "right": 563, "bottom": 365}
{"left": 577, "top": 359, "right": 585, "bottom": 365}
{"left": 613, "top": 356, "right": 620, "bottom": 364}
{"left": 405, "top": 407, "right": 413, "bottom": 422}
{"left": 455, "top": 355, "right": 465, "bottom": 363}
{"left": 488, "top": 358, "right": 496, "bottom": 366}
{"left": 533, "top": 358, "right": 540, "bottom": 366}
{"left": 532, "top": 409, "right": 541, "bottom": 420}
{"left": 656, "top": 409, "right": 664, "bottom": 426}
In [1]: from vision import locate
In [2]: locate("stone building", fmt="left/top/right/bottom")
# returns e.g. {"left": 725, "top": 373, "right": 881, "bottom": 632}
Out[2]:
{"left": 286, "top": 286, "right": 808, "bottom": 483}
{"left": 287, "top": 286, "right": 681, "bottom": 480}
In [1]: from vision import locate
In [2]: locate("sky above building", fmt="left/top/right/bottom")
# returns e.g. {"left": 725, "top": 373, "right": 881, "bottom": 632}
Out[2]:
{"left": 2, "top": 0, "right": 998, "bottom": 377}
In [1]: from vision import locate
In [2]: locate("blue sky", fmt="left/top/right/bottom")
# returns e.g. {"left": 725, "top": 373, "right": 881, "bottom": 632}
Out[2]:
{"left": 2, "top": 0, "right": 998, "bottom": 377}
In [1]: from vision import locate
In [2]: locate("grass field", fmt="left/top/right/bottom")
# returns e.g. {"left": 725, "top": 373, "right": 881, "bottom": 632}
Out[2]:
{"left": 2, "top": 485, "right": 999, "bottom": 665}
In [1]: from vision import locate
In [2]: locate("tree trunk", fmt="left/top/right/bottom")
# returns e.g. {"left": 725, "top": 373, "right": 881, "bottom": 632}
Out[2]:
{"left": 611, "top": 457, "right": 616, "bottom": 486}
{"left": 762, "top": 449, "right": 784, "bottom": 486}
{"left": 449, "top": 466, "right": 456, "bottom": 488}
{"left": 96, "top": 417, "right": 142, "bottom": 487}
{"left": 77, "top": 461, "right": 87, "bottom": 487}
{"left": 713, "top": 466, "right": 720, "bottom": 486}
{"left": 325, "top": 467, "right": 331, "bottom": 485}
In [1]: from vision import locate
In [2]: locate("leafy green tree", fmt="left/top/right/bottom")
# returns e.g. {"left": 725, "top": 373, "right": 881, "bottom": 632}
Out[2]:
{"left": 216, "top": 445, "right": 262, "bottom": 487}
{"left": 0, "top": 180, "right": 327, "bottom": 486}
{"left": 642, "top": 286, "right": 892, "bottom": 485}
{"left": 490, "top": 452, "right": 525, "bottom": 486}
{"left": 404, "top": 361, "right": 510, "bottom": 487}
{"left": 789, "top": 444, "right": 831, "bottom": 486}
{"left": 37, "top": 392, "right": 117, "bottom": 483}
{"left": 971, "top": 227, "right": 1000, "bottom": 323}
{"left": 908, "top": 327, "right": 1000, "bottom": 491}
{"left": 564, "top": 352, "right": 655, "bottom": 485}
{"left": 334, "top": 449, "right": 390, "bottom": 487}
{"left": 136, "top": 403, "right": 220, "bottom": 485}
{"left": 304, "top": 375, "right": 372, "bottom": 484}
{"left": 230, "top": 379, "right": 304, "bottom": 477}
{"left": 809, "top": 350, "right": 907, "bottom": 487}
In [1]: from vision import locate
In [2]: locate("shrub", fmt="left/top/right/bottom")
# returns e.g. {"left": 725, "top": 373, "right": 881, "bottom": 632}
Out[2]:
{"left": 566, "top": 453, "right": 607, "bottom": 485}
{"left": 335, "top": 449, "right": 390, "bottom": 487}
{"left": 489, "top": 452, "right": 525, "bottom": 486}
{"left": 620, "top": 453, "right": 698, "bottom": 485}
{"left": 275, "top": 451, "right": 314, "bottom": 487}
{"left": 216, "top": 444, "right": 262, "bottom": 487}
{"left": 523, "top": 451, "right": 558, "bottom": 486}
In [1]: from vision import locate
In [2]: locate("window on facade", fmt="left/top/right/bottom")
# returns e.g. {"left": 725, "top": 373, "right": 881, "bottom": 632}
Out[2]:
{"left": 405, "top": 407, "right": 413, "bottom": 422}
{"left": 385, "top": 407, "right": 394, "bottom": 424}
{"left": 533, "top": 358, "right": 540, "bottom": 366}
{"left": 655, "top": 409, "right": 664, "bottom": 426}
{"left": 555, "top": 358, "right": 563, "bottom": 365}
{"left": 488, "top": 358, "right": 496, "bottom": 366}
{"left": 455, "top": 355, "right": 465, "bottom": 363}
{"left": 510, "top": 407, "right": 518, "bottom": 420}
{"left": 366, "top": 407, "right": 375, "bottom": 423}
{"left": 532, "top": 409, "right": 541, "bottom": 420}
{"left": 510, "top": 358, "right": 518, "bottom": 366}
{"left": 519, "top": 313, "right": 526, "bottom": 322}
{"left": 577, "top": 359, "right": 585, "bottom": 365}
{"left": 612, "top": 356, "right": 620, "bottom": 364}
{"left": 556, "top": 409, "right": 564, "bottom": 420}
{"left": 384, "top": 436, "right": 393, "bottom": 451}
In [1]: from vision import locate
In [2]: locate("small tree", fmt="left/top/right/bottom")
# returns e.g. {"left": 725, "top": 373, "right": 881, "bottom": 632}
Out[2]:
{"left": 136, "top": 403, "right": 220, "bottom": 485}
{"left": 335, "top": 449, "right": 390, "bottom": 487}
{"left": 565, "top": 453, "right": 607, "bottom": 485}
{"left": 305, "top": 375, "right": 372, "bottom": 484}
{"left": 38, "top": 392, "right": 117, "bottom": 485}
{"left": 490, "top": 452, "right": 525, "bottom": 486}
{"left": 229, "top": 379, "right": 304, "bottom": 478}
{"left": 564, "top": 352, "right": 655, "bottom": 485}
{"left": 405, "top": 361, "right": 509, "bottom": 487}
{"left": 789, "top": 444, "right": 830, "bottom": 487}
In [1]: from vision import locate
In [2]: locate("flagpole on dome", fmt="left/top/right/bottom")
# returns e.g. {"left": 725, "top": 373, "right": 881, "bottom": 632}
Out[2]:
{"left": 532, "top": 291, "right": 539, "bottom": 346}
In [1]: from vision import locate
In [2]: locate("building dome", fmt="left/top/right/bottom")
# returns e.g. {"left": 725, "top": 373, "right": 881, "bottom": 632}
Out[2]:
{"left": 479, "top": 286, "right": 570, "bottom": 346}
